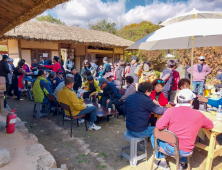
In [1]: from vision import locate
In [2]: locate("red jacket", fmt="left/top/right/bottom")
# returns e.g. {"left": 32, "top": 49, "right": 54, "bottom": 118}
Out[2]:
{"left": 150, "top": 90, "right": 168, "bottom": 106}
{"left": 44, "top": 62, "right": 61, "bottom": 73}
{"left": 172, "top": 70, "right": 180, "bottom": 90}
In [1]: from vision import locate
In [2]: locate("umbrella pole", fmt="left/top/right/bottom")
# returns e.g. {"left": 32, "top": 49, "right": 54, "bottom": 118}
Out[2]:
{"left": 190, "top": 36, "right": 194, "bottom": 91}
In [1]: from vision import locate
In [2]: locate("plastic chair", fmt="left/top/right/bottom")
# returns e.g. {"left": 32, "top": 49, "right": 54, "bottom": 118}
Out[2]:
{"left": 33, "top": 102, "right": 49, "bottom": 119}
{"left": 120, "top": 131, "right": 148, "bottom": 167}
{"left": 60, "top": 102, "right": 88, "bottom": 137}
{"left": 151, "top": 128, "right": 191, "bottom": 170}
{"left": 47, "top": 94, "right": 60, "bottom": 124}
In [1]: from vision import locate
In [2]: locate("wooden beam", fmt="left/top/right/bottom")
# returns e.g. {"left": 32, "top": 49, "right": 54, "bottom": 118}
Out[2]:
{"left": 196, "top": 142, "right": 209, "bottom": 151}
{"left": 21, "top": 48, "right": 58, "bottom": 51}
{"left": 1, "top": 0, "right": 25, "bottom": 11}
{"left": 213, "top": 146, "right": 222, "bottom": 158}
{"left": 87, "top": 49, "right": 113, "bottom": 54}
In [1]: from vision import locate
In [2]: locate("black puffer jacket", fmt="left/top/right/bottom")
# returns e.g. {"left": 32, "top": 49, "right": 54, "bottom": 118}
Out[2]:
{"left": 0, "top": 59, "right": 10, "bottom": 83}
{"left": 115, "top": 66, "right": 125, "bottom": 86}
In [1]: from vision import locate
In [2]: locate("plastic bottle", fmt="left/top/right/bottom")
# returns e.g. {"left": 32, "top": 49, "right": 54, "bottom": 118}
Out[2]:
{"left": 216, "top": 105, "right": 222, "bottom": 121}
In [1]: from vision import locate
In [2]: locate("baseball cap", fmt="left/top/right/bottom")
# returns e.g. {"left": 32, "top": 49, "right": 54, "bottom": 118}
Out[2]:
{"left": 57, "top": 69, "right": 64, "bottom": 74}
{"left": 87, "top": 76, "right": 94, "bottom": 81}
{"left": 104, "top": 72, "right": 114, "bottom": 79}
{"left": 2, "top": 55, "right": 8, "bottom": 60}
{"left": 199, "top": 56, "right": 205, "bottom": 60}
{"left": 130, "top": 56, "right": 139, "bottom": 61}
{"left": 176, "top": 89, "right": 196, "bottom": 107}
{"left": 103, "top": 57, "right": 108, "bottom": 61}
{"left": 98, "top": 78, "right": 107, "bottom": 86}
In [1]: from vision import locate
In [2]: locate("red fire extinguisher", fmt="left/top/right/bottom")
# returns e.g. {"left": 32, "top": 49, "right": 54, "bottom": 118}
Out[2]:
{"left": 6, "top": 109, "right": 16, "bottom": 134}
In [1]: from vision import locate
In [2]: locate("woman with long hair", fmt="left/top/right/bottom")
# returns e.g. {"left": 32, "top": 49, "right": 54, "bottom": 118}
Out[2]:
{"left": 81, "top": 61, "right": 96, "bottom": 82}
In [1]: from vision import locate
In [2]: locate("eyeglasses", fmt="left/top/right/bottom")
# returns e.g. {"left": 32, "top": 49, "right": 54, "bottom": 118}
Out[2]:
{"left": 199, "top": 59, "right": 205, "bottom": 61}
{"left": 157, "top": 80, "right": 164, "bottom": 83}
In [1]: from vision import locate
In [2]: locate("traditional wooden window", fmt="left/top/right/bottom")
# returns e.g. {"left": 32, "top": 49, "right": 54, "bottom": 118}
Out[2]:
{"left": 31, "top": 49, "right": 52, "bottom": 62}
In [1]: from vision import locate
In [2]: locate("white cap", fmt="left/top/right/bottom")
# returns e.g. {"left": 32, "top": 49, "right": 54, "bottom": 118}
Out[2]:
{"left": 176, "top": 89, "right": 196, "bottom": 107}
{"left": 199, "top": 56, "right": 205, "bottom": 60}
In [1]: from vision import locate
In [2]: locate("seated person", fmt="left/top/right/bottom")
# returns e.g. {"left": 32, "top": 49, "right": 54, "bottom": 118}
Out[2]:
{"left": 58, "top": 77, "right": 101, "bottom": 130}
{"left": 55, "top": 69, "right": 64, "bottom": 87}
{"left": 47, "top": 71, "right": 56, "bottom": 93}
{"left": 31, "top": 59, "right": 39, "bottom": 72}
{"left": 54, "top": 74, "right": 75, "bottom": 101}
{"left": 151, "top": 89, "right": 213, "bottom": 170}
{"left": 207, "top": 69, "right": 222, "bottom": 92}
{"left": 178, "top": 78, "right": 190, "bottom": 90}
{"left": 123, "top": 82, "right": 167, "bottom": 139}
{"left": 33, "top": 70, "right": 52, "bottom": 104}
{"left": 82, "top": 76, "right": 101, "bottom": 101}
{"left": 71, "top": 67, "right": 82, "bottom": 92}
{"left": 98, "top": 78, "right": 122, "bottom": 109}
{"left": 150, "top": 79, "right": 168, "bottom": 106}
{"left": 104, "top": 72, "right": 121, "bottom": 90}
{"left": 149, "top": 79, "right": 168, "bottom": 126}
{"left": 115, "top": 76, "right": 136, "bottom": 119}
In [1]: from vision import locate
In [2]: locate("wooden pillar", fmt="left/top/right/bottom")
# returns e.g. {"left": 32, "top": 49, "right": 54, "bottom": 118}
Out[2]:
{"left": 112, "top": 49, "right": 114, "bottom": 64}
{"left": 18, "top": 39, "right": 22, "bottom": 59}
{"left": 58, "top": 43, "right": 61, "bottom": 60}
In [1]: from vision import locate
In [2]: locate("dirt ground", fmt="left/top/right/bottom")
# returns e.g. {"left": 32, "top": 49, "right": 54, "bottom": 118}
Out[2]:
{"left": 7, "top": 96, "right": 222, "bottom": 170}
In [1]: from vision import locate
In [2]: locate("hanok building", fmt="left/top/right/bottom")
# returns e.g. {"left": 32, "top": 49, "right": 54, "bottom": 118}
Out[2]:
{"left": 0, "top": 20, "right": 133, "bottom": 72}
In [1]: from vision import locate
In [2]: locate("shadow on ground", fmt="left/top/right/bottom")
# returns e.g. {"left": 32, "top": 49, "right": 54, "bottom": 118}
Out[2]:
{"left": 7, "top": 96, "right": 222, "bottom": 170}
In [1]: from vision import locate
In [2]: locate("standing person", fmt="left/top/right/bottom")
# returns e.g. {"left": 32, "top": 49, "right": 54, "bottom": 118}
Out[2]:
{"left": 81, "top": 62, "right": 96, "bottom": 82}
{"left": 115, "top": 76, "right": 136, "bottom": 119}
{"left": 187, "top": 56, "right": 211, "bottom": 95}
{"left": 169, "top": 63, "right": 180, "bottom": 103}
{"left": 125, "top": 62, "right": 130, "bottom": 77}
{"left": 135, "top": 61, "right": 157, "bottom": 84}
{"left": 43, "top": 56, "right": 61, "bottom": 73}
{"left": 98, "top": 78, "right": 122, "bottom": 109}
{"left": 0, "top": 55, "right": 11, "bottom": 95}
{"left": 161, "top": 60, "right": 175, "bottom": 100}
{"left": 185, "top": 61, "right": 191, "bottom": 79}
{"left": 31, "top": 59, "right": 39, "bottom": 72}
{"left": 21, "top": 59, "right": 30, "bottom": 73}
{"left": 13, "top": 60, "right": 33, "bottom": 100}
{"left": 207, "top": 69, "right": 222, "bottom": 92}
{"left": 91, "top": 59, "right": 99, "bottom": 76}
{"left": 151, "top": 89, "right": 213, "bottom": 170}
{"left": 7, "top": 58, "right": 14, "bottom": 96}
{"left": 115, "top": 60, "right": 125, "bottom": 88}
{"left": 65, "top": 57, "right": 73, "bottom": 70}
{"left": 58, "top": 77, "right": 101, "bottom": 130}
{"left": 129, "top": 56, "right": 139, "bottom": 87}
{"left": 71, "top": 67, "right": 82, "bottom": 92}
{"left": 100, "top": 57, "right": 111, "bottom": 77}
{"left": 123, "top": 82, "right": 167, "bottom": 139}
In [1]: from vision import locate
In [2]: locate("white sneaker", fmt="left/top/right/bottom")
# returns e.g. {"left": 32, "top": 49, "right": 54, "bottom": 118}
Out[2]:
{"left": 89, "top": 123, "right": 101, "bottom": 130}
{"left": 64, "top": 116, "right": 71, "bottom": 121}
{"left": 78, "top": 119, "right": 85, "bottom": 124}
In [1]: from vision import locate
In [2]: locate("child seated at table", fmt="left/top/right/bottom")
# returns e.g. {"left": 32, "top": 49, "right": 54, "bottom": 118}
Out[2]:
{"left": 149, "top": 79, "right": 168, "bottom": 126}
{"left": 55, "top": 69, "right": 64, "bottom": 87}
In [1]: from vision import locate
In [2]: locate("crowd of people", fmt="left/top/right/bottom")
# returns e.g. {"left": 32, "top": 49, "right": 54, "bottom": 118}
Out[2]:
{"left": 1, "top": 53, "right": 221, "bottom": 170}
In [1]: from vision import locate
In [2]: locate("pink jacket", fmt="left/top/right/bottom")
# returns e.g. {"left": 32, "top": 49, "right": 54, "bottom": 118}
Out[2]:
{"left": 187, "top": 64, "right": 211, "bottom": 81}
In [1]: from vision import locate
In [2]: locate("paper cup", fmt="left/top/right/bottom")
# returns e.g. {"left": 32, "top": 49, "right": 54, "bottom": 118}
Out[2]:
{"left": 98, "top": 104, "right": 101, "bottom": 107}
{"left": 108, "top": 108, "right": 111, "bottom": 112}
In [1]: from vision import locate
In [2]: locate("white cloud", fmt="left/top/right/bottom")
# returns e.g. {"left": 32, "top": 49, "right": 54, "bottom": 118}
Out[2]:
{"left": 45, "top": 0, "right": 222, "bottom": 28}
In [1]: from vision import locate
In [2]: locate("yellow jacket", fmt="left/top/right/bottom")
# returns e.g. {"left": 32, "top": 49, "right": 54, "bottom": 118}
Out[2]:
{"left": 134, "top": 65, "right": 157, "bottom": 84}
{"left": 82, "top": 79, "right": 101, "bottom": 95}
{"left": 58, "top": 86, "right": 85, "bottom": 117}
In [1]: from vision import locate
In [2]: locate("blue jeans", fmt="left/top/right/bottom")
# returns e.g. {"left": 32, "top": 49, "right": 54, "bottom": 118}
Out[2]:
{"left": 151, "top": 134, "right": 192, "bottom": 163}
{"left": 127, "top": 126, "right": 155, "bottom": 138}
{"left": 192, "top": 81, "right": 204, "bottom": 95}
{"left": 76, "top": 106, "right": 97, "bottom": 123}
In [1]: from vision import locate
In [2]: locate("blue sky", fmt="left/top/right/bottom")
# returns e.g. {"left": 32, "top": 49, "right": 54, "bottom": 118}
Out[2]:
{"left": 42, "top": 0, "right": 222, "bottom": 28}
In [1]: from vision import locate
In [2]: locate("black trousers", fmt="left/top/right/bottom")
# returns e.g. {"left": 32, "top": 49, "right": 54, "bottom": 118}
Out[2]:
{"left": 214, "top": 84, "right": 222, "bottom": 92}
{"left": 114, "top": 100, "right": 125, "bottom": 115}
{"left": 149, "top": 114, "right": 157, "bottom": 126}
{"left": 83, "top": 92, "right": 97, "bottom": 102}
{"left": 99, "top": 96, "right": 118, "bottom": 109}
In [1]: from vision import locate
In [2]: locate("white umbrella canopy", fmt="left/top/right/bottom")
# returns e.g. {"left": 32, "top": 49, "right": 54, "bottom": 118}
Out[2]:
{"left": 126, "top": 19, "right": 222, "bottom": 51}
{"left": 161, "top": 8, "right": 222, "bottom": 26}
{"left": 126, "top": 18, "right": 222, "bottom": 89}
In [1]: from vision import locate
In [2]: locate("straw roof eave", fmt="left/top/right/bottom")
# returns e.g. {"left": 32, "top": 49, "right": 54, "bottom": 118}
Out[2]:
{"left": 1, "top": 21, "right": 134, "bottom": 48}
{"left": 0, "top": 0, "right": 69, "bottom": 37}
